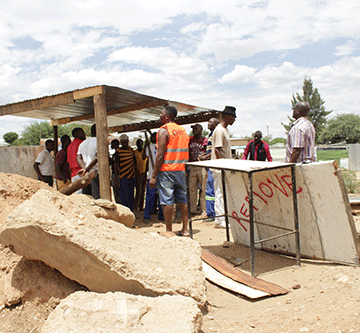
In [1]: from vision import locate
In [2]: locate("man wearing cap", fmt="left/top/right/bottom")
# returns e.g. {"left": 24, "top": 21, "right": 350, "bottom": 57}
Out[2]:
{"left": 188, "top": 123, "right": 207, "bottom": 216}
{"left": 114, "top": 133, "right": 136, "bottom": 211}
{"left": 211, "top": 106, "right": 237, "bottom": 228}
{"left": 242, "top": 130, "right": 273, "bottom": 162}
{"left": 149, "top": 105, "right": 190, "bottom": 237}
{"left": 286, "top": 102, "right": 316, "bottom": 163}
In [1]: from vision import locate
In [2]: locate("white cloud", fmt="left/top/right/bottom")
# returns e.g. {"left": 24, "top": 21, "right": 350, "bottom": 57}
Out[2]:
{"left": 219, "top": 65, "right": 256, "bottom": 84}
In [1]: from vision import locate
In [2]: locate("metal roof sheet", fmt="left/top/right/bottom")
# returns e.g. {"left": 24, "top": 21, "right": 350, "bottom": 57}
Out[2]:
{"left": 0, "top": 85, "right": 219, "bottom": 132}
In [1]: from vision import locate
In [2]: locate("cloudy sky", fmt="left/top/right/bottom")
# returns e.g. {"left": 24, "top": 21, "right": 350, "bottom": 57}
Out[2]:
{"left": 0, "top": 0, "right": 359, "bottom": 140}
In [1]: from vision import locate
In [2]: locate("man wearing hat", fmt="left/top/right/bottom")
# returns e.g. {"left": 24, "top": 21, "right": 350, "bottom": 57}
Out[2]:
{"left": 285, "top": 102, "right": 316, "bottom": 163}
{"left": 114, "top": 133, "right": 137, "bottom": 211}
{"left": 188, "top": 123, "right": 208, "bottom": 216}
{"left": 211, "top": 106, "right": 237, "bottom": 228}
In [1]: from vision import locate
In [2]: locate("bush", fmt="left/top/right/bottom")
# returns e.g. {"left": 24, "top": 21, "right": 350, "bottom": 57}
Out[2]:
{"left": 341, "top": 168, "right": 360, "bottom": 194}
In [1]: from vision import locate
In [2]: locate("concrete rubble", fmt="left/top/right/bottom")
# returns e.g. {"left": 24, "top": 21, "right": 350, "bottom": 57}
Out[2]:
{"left": 0, "top": 189, "right": 206, "bottom": 306}
{"left": 41, "top": 291, "right": 203, "bottom": 333}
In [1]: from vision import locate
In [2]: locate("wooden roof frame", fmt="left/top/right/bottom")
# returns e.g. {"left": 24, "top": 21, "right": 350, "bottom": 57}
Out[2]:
{"left": 0, "top": 85, "right": 220, "bottom": 200}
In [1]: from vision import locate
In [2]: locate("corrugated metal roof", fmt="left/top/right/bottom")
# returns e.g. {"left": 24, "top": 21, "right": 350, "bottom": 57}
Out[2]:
{"left": 0, "top": 85, "right": 219, "bottom": 132}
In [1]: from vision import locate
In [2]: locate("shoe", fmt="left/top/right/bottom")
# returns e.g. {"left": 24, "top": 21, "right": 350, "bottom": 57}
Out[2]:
{"left": 204, "top": 217, "right": 215, "bottom": 222}
{"left": 175, "top": 230, "right": 190, "bottom": 237}
{"left": 143, "top": 218, "right": 151, "bottom": 224}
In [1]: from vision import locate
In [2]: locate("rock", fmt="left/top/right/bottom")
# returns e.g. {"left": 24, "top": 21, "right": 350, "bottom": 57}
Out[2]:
{"left": 70, "top": 194, "right": 135, "bottom": 228}
{"left": 0, "top": 190, "right": 206, "bottom": 305}
{"left": 292, "top": 284, "right": 301, "bottom": 290}
{"left": 41, "top": 291, "right": 203, "bottom": 333}
{"left": 92, "top": 199, "right": 117, "bottom": 210}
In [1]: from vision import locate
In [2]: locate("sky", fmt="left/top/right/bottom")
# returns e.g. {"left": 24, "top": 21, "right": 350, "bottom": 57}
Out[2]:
{"left": 0, "top": 0, "right": 360, "bottom": 141}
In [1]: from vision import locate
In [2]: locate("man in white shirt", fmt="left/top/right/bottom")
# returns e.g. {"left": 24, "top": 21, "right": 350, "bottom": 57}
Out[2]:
{"left": 211, "top": 106, "right": 237, "bottom": 228}
{"left": 77, "top": 124, "right": 100, "bottom": 199}
{"left": 33, "top": 139, "right": 55, "bottom": 187}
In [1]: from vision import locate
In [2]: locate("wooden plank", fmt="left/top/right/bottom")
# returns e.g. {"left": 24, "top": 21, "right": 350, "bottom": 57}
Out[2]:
{"left": 73, "top": 86, "right": 104, "bottom": 100}
{"left": 110, "top": 110, "right": 219, "bottom": 133}
{"left": 0, "top": 92, "right": 74, "bottom": 116}
{"left": 202, "top": 261, "right": 269, "bottom": 299}
{"left": 50, "top": 117, "right": 72, "bottom": 126}
{"left": 201, "top": 248, "right": 289, "bottom": 296}
{"left": 94, "top": 93, "right": 111, "bottom": 201}
{"left": 60, "top": 170, "right": 98, "bottom": 195}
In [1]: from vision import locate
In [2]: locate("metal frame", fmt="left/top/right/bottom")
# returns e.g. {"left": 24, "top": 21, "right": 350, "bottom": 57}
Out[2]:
{"left": 186, "top": 161, "right": 301, "bottom": 277}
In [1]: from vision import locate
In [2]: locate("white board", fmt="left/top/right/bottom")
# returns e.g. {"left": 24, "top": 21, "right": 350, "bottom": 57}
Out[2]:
{"left": 188, "top": 160, "right": 359, "bottom": 265}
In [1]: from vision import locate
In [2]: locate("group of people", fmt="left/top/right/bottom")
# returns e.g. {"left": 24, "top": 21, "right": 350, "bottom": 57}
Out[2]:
{"left": 34, "top": 101, "right": 315, "bottom": 236}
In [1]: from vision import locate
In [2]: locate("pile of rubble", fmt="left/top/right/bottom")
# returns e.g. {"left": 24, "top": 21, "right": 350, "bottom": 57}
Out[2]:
{"left": 0, "top": 173, "right": 206, "bottom": 332}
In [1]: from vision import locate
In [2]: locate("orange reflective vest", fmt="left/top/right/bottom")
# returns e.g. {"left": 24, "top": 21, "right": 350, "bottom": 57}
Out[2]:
{"left": 158, "top": 122, "right": 190, "bottom": 172}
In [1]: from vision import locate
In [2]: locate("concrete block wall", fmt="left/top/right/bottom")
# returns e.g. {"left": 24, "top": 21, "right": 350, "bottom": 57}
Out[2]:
{"left": 0, "top": 146, "right": 45, "bottom": 179}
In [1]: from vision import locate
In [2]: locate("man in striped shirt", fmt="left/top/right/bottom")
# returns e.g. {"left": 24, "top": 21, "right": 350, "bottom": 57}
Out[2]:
{"left": 285, "top": 102, "right": 316, "bottom": 163}
{"left": 114, "top": 134, "right": 136, "bottom": 211}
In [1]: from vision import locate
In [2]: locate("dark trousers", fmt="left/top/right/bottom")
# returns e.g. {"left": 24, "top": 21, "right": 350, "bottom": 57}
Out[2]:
{"left": 119, "top": 178, "right": 135, "bottom": 211}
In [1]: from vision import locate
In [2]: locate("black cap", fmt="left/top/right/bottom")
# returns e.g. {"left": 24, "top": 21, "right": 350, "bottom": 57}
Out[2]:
{"left": 222, "top": 106, "right": 237, "bottom": 118}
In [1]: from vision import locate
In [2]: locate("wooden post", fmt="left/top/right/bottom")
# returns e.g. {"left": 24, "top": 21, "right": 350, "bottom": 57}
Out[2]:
{"left": 93, "top": 88, "right": 111, "bottom": 201}
{"left": 53, "top": 125, "right": 58, "bottom": 155}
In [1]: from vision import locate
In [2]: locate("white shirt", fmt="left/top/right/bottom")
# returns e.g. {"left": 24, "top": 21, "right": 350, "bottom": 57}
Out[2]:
{"left": 77, "top": 137, "right": 98, "bottom": 170}
{"left": 211, "top": 123, "right": 231, "bottom": 160}
{"left": 145, "top": 143, "right": 156, "bottom": 180}
{"left": 35, "top": 149, "right": 54, "bottom": 176}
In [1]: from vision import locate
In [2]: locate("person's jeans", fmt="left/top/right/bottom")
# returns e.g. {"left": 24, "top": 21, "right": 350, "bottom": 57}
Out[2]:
{"left": 119, "top": 177, "right": 135, "bottom": 211}
{"left": 143, "top": 180, "right": 164, "bottom": 220}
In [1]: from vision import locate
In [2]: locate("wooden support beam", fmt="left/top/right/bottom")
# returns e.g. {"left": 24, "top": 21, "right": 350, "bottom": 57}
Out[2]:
{"left": 94, "top": 90, "right": 112, "bottom": 201}
{"left": 50, "top": 98, "right": 167, "bottom": 126}
{"left": 73, "top": 86, "right": 104, "bottom": 100}
{"left": 0, "top": 92, "right": 74, "bottom": 116}
{"left": 109, "top": 110, "right": 220, "bottom": 133}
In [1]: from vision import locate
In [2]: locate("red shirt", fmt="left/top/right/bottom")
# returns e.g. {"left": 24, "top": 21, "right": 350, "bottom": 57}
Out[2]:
{"left": 189, "top": 136, "right": 207, "bottom": 162}
{"left": 67, "top": 138, "right": 83, "bottom": 178}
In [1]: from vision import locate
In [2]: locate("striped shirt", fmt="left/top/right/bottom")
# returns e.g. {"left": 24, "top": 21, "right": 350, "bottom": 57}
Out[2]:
{"left": 286, "top": 117, "right": 316, "bottom": 163}
{"left": 116, "top": 147, "right": 136, "bottom": 179}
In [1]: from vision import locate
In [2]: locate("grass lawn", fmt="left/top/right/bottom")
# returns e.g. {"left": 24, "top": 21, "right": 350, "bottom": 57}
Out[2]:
{"left": 316, "top": 149, "right": 348, "bottom": 162}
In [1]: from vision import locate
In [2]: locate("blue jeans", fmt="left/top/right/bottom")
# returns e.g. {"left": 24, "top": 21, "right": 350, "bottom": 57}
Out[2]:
{"left": 143, "top": 180, "right": 164, "bottom": 220}
{"left": 205, "top": 170, "right": 215, "bottom": 218}
{"left": 119, "top": 178, "right": 135, "bottom": 211}
{"left": 157, "top": 171, "right": 187, "bottom": 205}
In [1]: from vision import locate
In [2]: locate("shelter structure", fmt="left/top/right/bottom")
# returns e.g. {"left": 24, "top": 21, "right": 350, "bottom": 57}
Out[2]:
{"left": 0, "top": 85, "right": 219, "bottom": 200}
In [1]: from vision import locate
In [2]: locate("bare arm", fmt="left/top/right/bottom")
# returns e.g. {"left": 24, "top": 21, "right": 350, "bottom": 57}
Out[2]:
{"left": 214, "top": 147, "right": 222, "bottom": 159}
{"left": 289, "top": 148, "right": 302, "bottom": 163}
{"left": 149, "top": 127, "right": 169, "bottom": 188}
{"left": 33, "top": 162, "right": 45, "bottom": 181}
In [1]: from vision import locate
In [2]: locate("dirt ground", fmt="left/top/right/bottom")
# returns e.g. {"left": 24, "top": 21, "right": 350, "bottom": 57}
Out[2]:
{"left": 1, "top": 172, "right": 360, "bottom": 332}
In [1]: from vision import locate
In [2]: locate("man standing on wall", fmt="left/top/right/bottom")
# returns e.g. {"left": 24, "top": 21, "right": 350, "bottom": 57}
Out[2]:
{"left": 149, "top": 105, "right": 190, "bottom": 237}
{"left": 211, "top": 106, "right": 237, "bottom": 228}
{"left": 188, "top": 123, "right": 207, "bottom": 217}
{"left": 33, "top": 139, "right": 55, "bottom": 187}
{"left": 286, "top": 102, "right": 316, "bottom": 163}
{"left": 242, "top": 131, "right": 273, "bottom": 162}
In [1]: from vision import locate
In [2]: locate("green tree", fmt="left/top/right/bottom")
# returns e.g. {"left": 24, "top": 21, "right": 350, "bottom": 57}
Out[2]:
{"left": 3, "top": 132, "right": 19, "bottom": 144}
{"left": 269, "top": 137, "right": 286, "bottom": 145}
{"left": 21, "top": 121, "right": 53, "bottom": 145}
{"left": 20, "top": 121, "right": 91, "bottom": 146}
{"left": 283, "top": 78, "right": 332, "bottom": 141}
{"left": 318, "top": 113, "right": 360, "bottom": 144}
